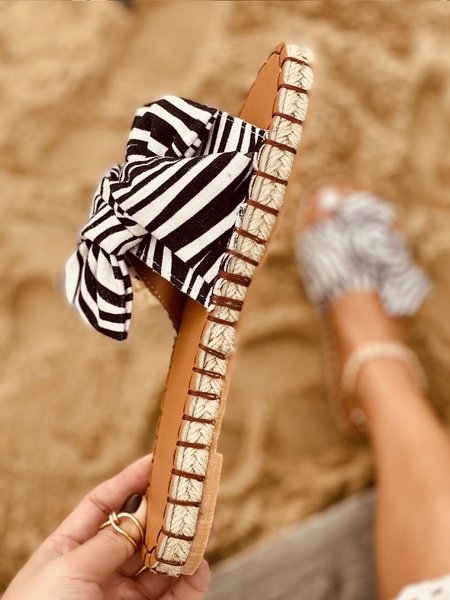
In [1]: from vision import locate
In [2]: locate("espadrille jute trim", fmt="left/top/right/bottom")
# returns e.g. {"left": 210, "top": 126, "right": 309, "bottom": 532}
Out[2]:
{"left": 148, "top": 44, "right": 313, "bottom": 576}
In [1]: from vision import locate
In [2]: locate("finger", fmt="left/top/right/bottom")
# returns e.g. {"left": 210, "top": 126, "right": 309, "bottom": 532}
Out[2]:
{"left": 119, "top": 551, "right": 148, "bottom": 579}
{"left": 22, "top": 457, "right": 152, "bottom": 577}
{"left": 52, "top": 454, "right": 152, "bottom": 545}
{"left": 162, "top": 560, "right": 211, "bottom": 600}
{"left": 207, "top": 521, "right": 217, "bottom": 550}
{"left": 63, "top": 494, "right": 147, "bottom": 582}
{"left": 134, "top": 569, "right": 174, "bottom": 599}
{"left": 135, "top": 561, "right": 211, "bottom": 600}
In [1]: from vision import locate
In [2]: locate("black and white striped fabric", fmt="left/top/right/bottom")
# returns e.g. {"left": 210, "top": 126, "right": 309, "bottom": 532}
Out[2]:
{"left": 65, "top": 96, "right": 266, "bottom": 340}
{"left": 297, "top": 189, "right": 433, "bottom": 316}
{"left": 396, "top": 574, "right": 450, "bottom": 600}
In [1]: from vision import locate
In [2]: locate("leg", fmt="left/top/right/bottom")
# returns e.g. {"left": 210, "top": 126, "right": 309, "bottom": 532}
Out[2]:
{"left": 330, "top": 292, "right": 450, "bottom": 600}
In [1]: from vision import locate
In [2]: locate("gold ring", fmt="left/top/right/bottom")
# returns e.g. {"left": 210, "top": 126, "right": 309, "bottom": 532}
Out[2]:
{"left": 99, "top": 511, "right": 144, "bottom": 551}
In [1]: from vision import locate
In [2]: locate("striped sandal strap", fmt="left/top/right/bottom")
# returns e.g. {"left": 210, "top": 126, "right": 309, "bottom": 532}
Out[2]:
{"left": 296, "top": 188, "right": 433, "bottom": 317}
{"left": 65, "top": 95, "right": 267, "bottom": 340}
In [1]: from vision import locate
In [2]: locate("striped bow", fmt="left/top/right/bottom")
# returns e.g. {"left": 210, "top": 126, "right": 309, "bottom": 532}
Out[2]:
{"left": 298, "top": 190, "right": 433, "bottom": 316}
{"left": 65, "top": 96, "right": 266, "bottom": 340}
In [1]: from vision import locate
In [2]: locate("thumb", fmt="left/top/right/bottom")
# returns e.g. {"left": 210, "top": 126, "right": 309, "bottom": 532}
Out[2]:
{"left": 63, "top": 493, "right": 147, "bottom": 582}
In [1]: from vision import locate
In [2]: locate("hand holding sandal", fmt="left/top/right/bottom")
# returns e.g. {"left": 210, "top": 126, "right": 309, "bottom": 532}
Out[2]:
{"left": 65, "top": 43, "right": 314, "bottom": 576}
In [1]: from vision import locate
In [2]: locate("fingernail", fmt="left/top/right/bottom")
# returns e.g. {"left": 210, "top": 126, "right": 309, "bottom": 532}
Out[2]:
{"left": 120, "top": 493, "right": 143, "bottom": 513}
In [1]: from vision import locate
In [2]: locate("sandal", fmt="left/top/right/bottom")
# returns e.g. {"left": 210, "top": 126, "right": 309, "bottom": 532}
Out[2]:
{"left": 295, "top": 186, "right": 433, "bottom": 433}
{"left": 65, "top": 42, "right": 314, "bottom": 575}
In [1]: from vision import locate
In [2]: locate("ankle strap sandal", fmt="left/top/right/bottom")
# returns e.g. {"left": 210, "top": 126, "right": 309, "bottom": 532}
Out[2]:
{"left": 296, "top": 187, "right": 433, "bottom": 435}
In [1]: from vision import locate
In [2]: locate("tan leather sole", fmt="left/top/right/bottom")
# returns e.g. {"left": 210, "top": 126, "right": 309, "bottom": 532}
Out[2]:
{"left": 134, "top": 42, "right": 313, "bottom": 576}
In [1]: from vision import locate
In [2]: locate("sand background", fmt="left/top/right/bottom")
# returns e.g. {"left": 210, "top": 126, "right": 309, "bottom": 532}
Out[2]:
{"left": 1, "top": 1, "right": 450, "bottom": 589}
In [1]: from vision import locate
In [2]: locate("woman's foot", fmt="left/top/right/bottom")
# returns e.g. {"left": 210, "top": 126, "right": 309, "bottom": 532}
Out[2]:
{"left": 296, "top": 185, "right": 432, "bottom": 432}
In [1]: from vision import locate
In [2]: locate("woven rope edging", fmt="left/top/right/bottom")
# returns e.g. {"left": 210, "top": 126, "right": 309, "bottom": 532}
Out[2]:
{"left": 151, "top": 44, "right": 313, "bottom": 576}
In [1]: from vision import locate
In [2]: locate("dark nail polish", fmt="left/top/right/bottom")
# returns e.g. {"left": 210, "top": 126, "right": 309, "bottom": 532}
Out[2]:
{"left": 120, "top": 493, "right": 142, "bottom": 513}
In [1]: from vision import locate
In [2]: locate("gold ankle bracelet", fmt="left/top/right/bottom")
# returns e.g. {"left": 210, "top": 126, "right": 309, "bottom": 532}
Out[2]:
{"left": 341, "top": 341, "right": 427, "bottom": 398}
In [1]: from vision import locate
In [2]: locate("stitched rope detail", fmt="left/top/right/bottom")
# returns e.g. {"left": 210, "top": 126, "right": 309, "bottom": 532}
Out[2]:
{"left": 176, "top": 440, "right": 209, "bottom": 449}
{"left": 246, "top": 199, "right": 279, "bottom": 216}
{"left": 254, "top": 170, "right": 288, "bottom": 186}
{"left": 210, "top": 294, "right": 244, "bottom": 311}
{"left": 225, "top": 248, "right": 259, "bottom": 266}
{"left": 207, "top": 315, "right": 237, "bottom": 327}
{"left": 198, "top": 343, "right": 226, "bottom": 360}
{"left": 187, "top": 389, "right": 220, "bottom": 400}
{"left": 235, "top": 228, "right": 267, "bottom": 246}
{"left": 281, "top": 56, "right": 311, "bottom": 69}
{"left": 155, "top": 557, "right": 186, "bottom": 567}
{"left": 272, "top": 111, "right": 304, "bottom": 125}
{"left": 161, "top": 528, "right": 194, "bottom": 542}
{"left": 167, "top": 497, "right": 201, "bottom": 507}
{"left": 182, "top": 414, "right": 216, "bottom": 424}
{"left": 278, "top": 82, "right": 309, "bottom": 94}
{"left": 192, "top": 366, "right": 225, "bottom": 379}
{"left": 264, "top": 139, "right": 297, "bottom": 154}
{"left": 218, "top": 269, "right": 252, "bottom": 287}
{"left": 171, "top": 469, "right": 206, "bottom": 482}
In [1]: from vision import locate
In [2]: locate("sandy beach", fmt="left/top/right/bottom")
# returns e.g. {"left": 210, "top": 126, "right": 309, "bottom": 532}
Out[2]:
{"left": 1, "top": 1, "right": 450, "bottom": 588}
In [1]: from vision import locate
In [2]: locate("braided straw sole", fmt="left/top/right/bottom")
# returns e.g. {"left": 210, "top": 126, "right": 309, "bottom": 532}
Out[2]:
{"left": 151, "top": 44, "right": 313, "bottom": 576}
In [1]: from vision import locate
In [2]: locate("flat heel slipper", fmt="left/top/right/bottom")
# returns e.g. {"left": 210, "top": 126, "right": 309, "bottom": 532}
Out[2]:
{"left": 65, "top": 42, "right": 313, "bottom": 576}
